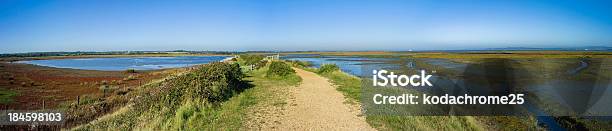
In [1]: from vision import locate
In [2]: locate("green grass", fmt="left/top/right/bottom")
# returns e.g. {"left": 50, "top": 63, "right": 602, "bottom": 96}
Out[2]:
{"left": 367, "top": 116, "right": 485, "bottom": 130}
{"left": 0, "top": 88, "right": 19, "bottom": 104}
{"left": 158, "top": 64, "right": 301, "bottom": 130}
{"left": 318, "top": 71, "right": 361, "bottom": 104}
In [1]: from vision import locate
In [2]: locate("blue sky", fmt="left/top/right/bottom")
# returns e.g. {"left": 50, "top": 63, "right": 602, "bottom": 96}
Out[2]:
{"left": 1, "top": 0, "right": 611, "bottom": 53}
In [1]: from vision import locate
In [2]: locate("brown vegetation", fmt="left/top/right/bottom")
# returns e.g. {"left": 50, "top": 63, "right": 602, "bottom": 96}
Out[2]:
{"left": 0, "top": 61, "right": 172, "bottom": 110}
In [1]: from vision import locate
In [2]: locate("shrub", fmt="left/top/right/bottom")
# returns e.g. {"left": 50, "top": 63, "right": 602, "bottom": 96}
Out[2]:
{"left": 254, "top": 60, "right": 267, "bottom": 69}
{"left": 318, "top": 64, "right": 340, "bottom": 74}
{"left": 288, "top": 60, "right": 312, "bottom": 67}
{"left": 177, "top": 62, "right": 246, "bottom": 103}
{"left": 266, "top": 61, "right": 295, "bottom": 77}
{"left": 66, "top": 62, "right": 247, "bottom": 130}
{"left": 239, "top": 55, "right": 264, "bottom": 66}
{"left": 126, "top": 68, "right": 137, "bottom": 73}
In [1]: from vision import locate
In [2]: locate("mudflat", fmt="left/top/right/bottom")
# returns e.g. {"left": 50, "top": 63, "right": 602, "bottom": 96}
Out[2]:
{"left": 0, "top": 60, "right": 170, "bottom": 110}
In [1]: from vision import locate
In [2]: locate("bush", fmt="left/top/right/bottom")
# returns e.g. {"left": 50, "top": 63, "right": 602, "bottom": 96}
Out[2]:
{"left": 126, "top": 68, "right": 137, "bottom": 73}
{"left": 183, "top": 62, "right": 245, "bottom": 102}
{"left": 254, "top": 60, "right": 267, "bottom": 69}
{"left": 288, "top": 60, "right": 312, "bottom": 67}
{"left": 318, "top": 64, "right": 340, "bottom": 74}
{"left": 266, "top": 61, "right": 295, "bottom": 77}
{"left": 65, "top": 62, "right": 247, "bottom": 129}
{"left": 239, "top": 55, "right": 264, "bottom": 66}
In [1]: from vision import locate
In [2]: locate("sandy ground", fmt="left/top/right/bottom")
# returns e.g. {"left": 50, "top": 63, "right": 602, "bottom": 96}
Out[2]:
{"left": 262, "top": 68, "right": 374, "bottom": 130}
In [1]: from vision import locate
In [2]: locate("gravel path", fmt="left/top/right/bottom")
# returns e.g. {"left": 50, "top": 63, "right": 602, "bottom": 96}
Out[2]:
{"left": 269, "top": 68, "right": 374, "bottom": 130}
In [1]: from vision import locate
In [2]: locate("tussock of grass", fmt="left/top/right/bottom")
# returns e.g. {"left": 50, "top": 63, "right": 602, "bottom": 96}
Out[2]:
{"left": 0, "top": 89, "right": 19, "bottom": 104}
{"left": 318, "top": 64, "right": 340, "bottom": 74}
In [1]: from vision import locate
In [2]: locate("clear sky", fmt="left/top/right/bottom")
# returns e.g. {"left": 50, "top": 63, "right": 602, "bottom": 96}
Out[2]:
{"left": 1, "top": 0, "right": 611, "bottom": 53}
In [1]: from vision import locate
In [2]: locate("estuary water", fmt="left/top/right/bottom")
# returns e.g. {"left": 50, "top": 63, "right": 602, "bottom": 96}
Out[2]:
{"left": 282, "top": 54, "right": 397, "bottom": 76}
{"left": 18, "top": 56, "right": 229, "bottom": 71}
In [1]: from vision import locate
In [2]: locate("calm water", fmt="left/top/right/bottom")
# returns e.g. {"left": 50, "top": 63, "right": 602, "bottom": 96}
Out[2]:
{"left": 18, "top": 56, "right": 229, "bottom": 71}
{"left": 282, "top": 54, "right": 396, "bottom": 76}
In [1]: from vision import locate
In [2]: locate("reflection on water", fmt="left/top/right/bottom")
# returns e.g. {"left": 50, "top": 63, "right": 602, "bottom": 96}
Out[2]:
{"left": 18, "top": 56, "right": 229, "bottom": 71}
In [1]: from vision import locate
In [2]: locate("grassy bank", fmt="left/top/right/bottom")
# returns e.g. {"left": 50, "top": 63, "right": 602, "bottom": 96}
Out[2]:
{"left": 72, "top": 62, "right": 248, "bottom": 130}
{"left": 72, "top": 57, "right": 300, "bottom": 130}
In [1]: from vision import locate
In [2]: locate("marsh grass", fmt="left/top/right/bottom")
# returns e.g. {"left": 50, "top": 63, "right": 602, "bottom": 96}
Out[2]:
{"left": 0, "top": 89, "right": 19, "bottom": 104}
{"left": 123, "top": 75, "right": 137, "bottom": 81}
{"left": 411, "top": 51, "right": 612, "bottom": 59}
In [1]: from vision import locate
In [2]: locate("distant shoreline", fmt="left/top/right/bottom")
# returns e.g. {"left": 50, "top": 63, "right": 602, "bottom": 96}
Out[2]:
{"left": 1, "top": 50, "right": 612, "bottom": 62}
{"left": 0, "top": 54, "right": 231, "bottom": 62}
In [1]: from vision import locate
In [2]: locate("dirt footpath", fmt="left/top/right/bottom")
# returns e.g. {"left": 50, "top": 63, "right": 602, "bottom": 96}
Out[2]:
{"left": 270, "top": 68, "right": 374, "bottom": 130}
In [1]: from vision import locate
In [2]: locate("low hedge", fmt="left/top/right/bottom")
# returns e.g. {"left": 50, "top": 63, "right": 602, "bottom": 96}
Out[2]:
{"left": 287, "top": 60, "right": 312, "bottom": 67}
{"left": 317, "top": 64, "right": 340, "bottom": 74}
{"left": 239, "top": 55, "right": 264, "bottom": 66}
{"left": 266, "top": 61, "right": 295, "bottom": 77}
